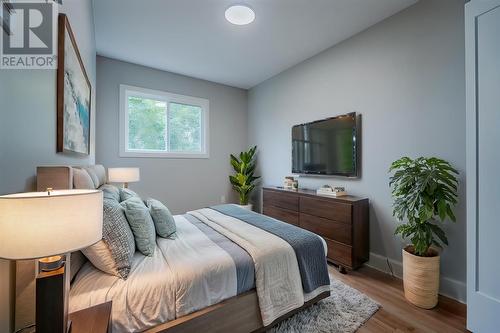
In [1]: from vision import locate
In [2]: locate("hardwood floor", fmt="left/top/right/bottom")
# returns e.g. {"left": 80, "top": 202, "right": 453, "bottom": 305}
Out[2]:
{"left": 328, "top": 264, "right": 468, "bottom": 333}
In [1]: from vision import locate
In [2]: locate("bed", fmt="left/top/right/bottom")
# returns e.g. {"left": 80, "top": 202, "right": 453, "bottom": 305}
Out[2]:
{"left": 36, "top": 165, "right": 331, "bottom": 333}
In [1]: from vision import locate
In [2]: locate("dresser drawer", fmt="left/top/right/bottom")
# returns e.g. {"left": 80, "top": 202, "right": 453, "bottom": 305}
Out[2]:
{"left": 299, "top": 213, "right": 352, "bottom": 244}
{"left": 263, "top": 205, "right": 299, "bottom": 226}
{"left": 263, "top": 190, "right": 299, "bottom": 211}
{"left": 300, "top": 196, "right": 351, "bottom": 223}
{"left": 326, "top": 239, "right": 353, "bottom": 267}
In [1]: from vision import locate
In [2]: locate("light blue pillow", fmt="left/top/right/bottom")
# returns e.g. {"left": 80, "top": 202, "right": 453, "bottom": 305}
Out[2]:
{"left": 121, "top": 197, "right": 156, "bottom": 256}
{"left": 120, "top": 187, "right": 139, "bottom": 202}
{"left": 145, "top": 198, "right": 176, "bottom": 238}
{"left": 100, "top": 184, "right": 120, "bottom": 202}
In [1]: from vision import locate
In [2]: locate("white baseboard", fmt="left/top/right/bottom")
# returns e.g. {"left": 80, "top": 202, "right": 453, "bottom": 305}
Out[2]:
{"left": 365, "top": 252, "right": 466, "bottom": 304}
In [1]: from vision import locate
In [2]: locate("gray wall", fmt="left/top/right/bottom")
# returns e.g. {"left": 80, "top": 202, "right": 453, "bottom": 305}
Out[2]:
{"left": 248, "top": 0, "right": 466, "bottom": 301}
{"left": 95, "top": 56, "right": 248, "bottom": 214}
{"left": 0, "top": 1, "right": 96, "bottom": 331}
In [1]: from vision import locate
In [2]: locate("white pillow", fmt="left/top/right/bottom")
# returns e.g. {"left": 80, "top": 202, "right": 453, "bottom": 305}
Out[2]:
{"left": 81, "top": 240, "right": 119, "bottom": 276}
{"left": 69, "top": 251, "right": 87, "bottom": 281}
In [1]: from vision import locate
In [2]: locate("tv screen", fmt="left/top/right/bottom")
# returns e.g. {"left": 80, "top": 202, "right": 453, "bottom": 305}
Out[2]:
{"left": 292, "top": 113, "right": 359, "bottom": 177}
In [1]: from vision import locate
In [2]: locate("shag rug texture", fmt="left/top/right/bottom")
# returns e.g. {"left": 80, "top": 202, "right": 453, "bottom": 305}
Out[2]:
{"left": 269, "top": 276, "right": 380, "bottom": 333}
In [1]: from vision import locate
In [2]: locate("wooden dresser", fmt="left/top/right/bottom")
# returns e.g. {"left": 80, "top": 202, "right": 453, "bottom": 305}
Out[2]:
{"left": 262, "top": 187, "right": 369, "bottom": 272}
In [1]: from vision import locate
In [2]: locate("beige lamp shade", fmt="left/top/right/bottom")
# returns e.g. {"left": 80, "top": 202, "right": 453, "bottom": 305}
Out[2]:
{"left": 108, "top": 167, "right": 140, "bottom": 183}
{"left": 0, "top": 189, "right": 103, "bottom": 260}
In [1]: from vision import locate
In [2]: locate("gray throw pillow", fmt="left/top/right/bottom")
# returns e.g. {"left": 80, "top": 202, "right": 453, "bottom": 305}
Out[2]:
{"left": 73, "top": 168, "right": 95, "bottom": 189}
{"left": 121, "top": 197, "right": 156, "bottom": 256}
{"left": 120, "top": 187, "right": 139, "bottom": 202}
{"left": 145, "top": 198, "right": 176, "bottom": 238}
{"left": 90, "top": 165, "right": 106, "bottom": 187}
{"left": 82, "top": 198, "right": 136, "bottom": 278}
{"left": 83, "top": 167, "right": 100, "bottom": 188}
{"left": 100, "top": 184, "right": 120, "bottom": 202}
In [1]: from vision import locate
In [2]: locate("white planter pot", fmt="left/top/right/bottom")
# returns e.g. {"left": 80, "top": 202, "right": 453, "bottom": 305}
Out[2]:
{"left": 402, "top": 245, "right": 440, "bottom": 309}
{"left": 237, "top": 204, "right": 253, "bottom": 211}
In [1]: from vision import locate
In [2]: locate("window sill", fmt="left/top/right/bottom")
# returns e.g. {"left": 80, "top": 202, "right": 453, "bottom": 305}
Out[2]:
{"left": 119, "top": 150, "right": 209, "bottom": 159}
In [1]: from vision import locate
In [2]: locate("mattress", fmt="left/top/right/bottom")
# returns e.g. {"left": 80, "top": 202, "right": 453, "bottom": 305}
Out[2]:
{"left": 70, "top": 206, "right": 330, "bottom": 332}
{"left": 69, "top": 214, "right": 255, "bottom": 332}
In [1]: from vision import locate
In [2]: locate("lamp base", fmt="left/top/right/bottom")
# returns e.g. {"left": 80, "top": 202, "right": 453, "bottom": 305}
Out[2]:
{"left": 38, "top": 255, "right": 64, "bottom": 271}
{"left": 36, "top": 255, "right": 71, "bottom": 333}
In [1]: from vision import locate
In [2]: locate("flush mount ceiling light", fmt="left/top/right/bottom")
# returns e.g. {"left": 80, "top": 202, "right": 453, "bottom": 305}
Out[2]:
{"left": 225, "top": 5, "right": 255, "bottom": 25}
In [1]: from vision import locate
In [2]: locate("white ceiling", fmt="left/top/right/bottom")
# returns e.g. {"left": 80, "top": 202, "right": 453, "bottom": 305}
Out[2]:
{"left": 93, "top": 0, "right": 417, "bottom": 89}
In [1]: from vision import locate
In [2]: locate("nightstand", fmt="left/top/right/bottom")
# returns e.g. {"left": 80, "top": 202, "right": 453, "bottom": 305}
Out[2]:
{"left": 68, "top": 301, "right": 112, "bottom": 333}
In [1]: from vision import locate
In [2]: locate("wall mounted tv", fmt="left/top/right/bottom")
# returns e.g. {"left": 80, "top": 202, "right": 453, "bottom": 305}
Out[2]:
{"left": 292, "top": 112, "right": 360, "bottom": 177}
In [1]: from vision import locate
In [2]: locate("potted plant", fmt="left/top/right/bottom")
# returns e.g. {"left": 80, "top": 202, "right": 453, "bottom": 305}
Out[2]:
{"left": 389, "top": 157, "right": 458, "bottom": 309}
{"left": 229, "top": 146, "right": 260, "bottom": 210}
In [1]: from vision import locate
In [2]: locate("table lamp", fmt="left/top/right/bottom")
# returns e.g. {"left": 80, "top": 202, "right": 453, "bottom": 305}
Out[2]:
{"left": 108, "top": 167, "right": 140, "bottom": 188}
{"left": 0, "top": 189, "right": 103, "bottom": 333}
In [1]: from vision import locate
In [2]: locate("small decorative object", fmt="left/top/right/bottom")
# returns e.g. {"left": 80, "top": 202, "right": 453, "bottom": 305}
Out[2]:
{"left": 57, "top": 14, "right": 91, "bottom": 155}
{"left": 316, "top": 185, "right": 347, "bottom": 197}
{"left": 292, "top": 179, "right": 299, "bottom": 191}
{"left": 108, "top": 167, "right": 140, "bottom": 188}
{"left": 0, "top": 189, "right": 103, "bottom": 333}
{"left": 283, "top": 176, "right": 295, "bottom": 190}
{"left": 389, "top": 157, "right": 459, "bottom": 309}
{"left": 229, "top": 146, "right": 260, "bottom": 210}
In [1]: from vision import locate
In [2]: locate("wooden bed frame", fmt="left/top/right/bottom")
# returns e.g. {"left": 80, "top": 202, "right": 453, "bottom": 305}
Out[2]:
{"left": 36, "top": 165, "right": 331, "bottom": 333}
{"left": 146, "top": 291, "right": 330, "bottom": 333}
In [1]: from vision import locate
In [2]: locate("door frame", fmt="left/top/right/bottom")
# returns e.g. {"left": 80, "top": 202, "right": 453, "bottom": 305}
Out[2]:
{"left": 465, "top": 0, "right": 500, "bottom": 331}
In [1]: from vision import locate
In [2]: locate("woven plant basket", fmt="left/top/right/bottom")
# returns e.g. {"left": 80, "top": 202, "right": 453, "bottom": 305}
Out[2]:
{"left": 402, "top": 245, "right": 440, "bottom": 309}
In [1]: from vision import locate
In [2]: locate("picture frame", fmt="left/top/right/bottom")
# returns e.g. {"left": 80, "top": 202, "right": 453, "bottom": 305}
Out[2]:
{"left": 57, "top": 13, "right": 91, "bottom": 155}
{"left": 1, "top": 1, "right": 14, "bottom": 35}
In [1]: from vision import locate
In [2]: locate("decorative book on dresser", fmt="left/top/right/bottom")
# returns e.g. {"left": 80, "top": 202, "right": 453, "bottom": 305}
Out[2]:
{"left": 262, "top": 187, "right": 369, "bottom": 273}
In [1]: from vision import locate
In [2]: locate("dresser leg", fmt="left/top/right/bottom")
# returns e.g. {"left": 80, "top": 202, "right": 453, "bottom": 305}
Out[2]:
{"left": 338, "top": 265, "right": 347, "bottom": 274}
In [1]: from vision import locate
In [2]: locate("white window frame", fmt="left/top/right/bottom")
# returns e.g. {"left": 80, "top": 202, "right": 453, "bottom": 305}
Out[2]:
{"left": 119, "top": 84, "right": 210, "bottom": 158}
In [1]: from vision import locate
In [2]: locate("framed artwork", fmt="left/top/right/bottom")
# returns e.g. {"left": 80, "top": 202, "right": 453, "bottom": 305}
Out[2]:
{"left": 1, "top": 1, "right": 14, "bottom": 35}
{"left": 57, "top": 14, "right": 91, "bottom": 155}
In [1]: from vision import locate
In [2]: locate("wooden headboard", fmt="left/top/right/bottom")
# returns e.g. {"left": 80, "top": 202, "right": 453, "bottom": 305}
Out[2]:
{"left": 36, "top": 166, "right": 74, "bottom": 191}
{"left": 36, "top": 165, "right": 106, "bottom": 191}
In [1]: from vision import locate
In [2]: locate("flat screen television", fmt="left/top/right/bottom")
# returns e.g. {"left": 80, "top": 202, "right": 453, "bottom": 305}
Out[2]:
{"left": 292, "top": 112, "right": 360, "bottom": 177}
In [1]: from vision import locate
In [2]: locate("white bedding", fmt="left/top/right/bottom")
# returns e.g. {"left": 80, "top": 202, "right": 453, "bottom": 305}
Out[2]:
{"left": 188, "top": 208, "right": 304, "bottom": 326}
{"left": 69, "top": 215, "right": 242, "bottom": 332}
{"left": 70, "top": 212, "right": 329, "bottom": 332}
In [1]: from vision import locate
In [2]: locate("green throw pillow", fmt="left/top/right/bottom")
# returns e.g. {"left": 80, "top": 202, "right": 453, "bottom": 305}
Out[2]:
{"left": 120, "top": 187, "right": 139, "bottom": 202}
{"left": 121, "top": 197, "right": 156, "bottom": 256}
{"left": 145, "top": 198, "right": 176, "bottom": 238}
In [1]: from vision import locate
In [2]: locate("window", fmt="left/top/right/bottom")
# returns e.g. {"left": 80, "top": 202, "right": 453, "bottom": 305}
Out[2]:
{"left": 120, "top": 85, "right": 209, "bottom": 158}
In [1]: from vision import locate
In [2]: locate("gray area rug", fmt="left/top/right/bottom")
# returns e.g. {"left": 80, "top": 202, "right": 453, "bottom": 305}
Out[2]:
{"left": 269, "top": 276, "right": 380, "bottom": 333}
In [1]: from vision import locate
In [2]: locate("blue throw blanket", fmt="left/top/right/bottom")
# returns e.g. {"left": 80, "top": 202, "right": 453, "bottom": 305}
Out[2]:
{"left": 211, "top": 204, "right": 330, "bottom": 294}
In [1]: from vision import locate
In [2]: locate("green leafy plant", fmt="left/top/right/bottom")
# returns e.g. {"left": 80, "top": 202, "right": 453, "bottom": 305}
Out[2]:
{"left": 389, "top": 157, "right": 459, "bottom": 257}
{"left": 229, "top": 146, "right": 260, "bottom": 205}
